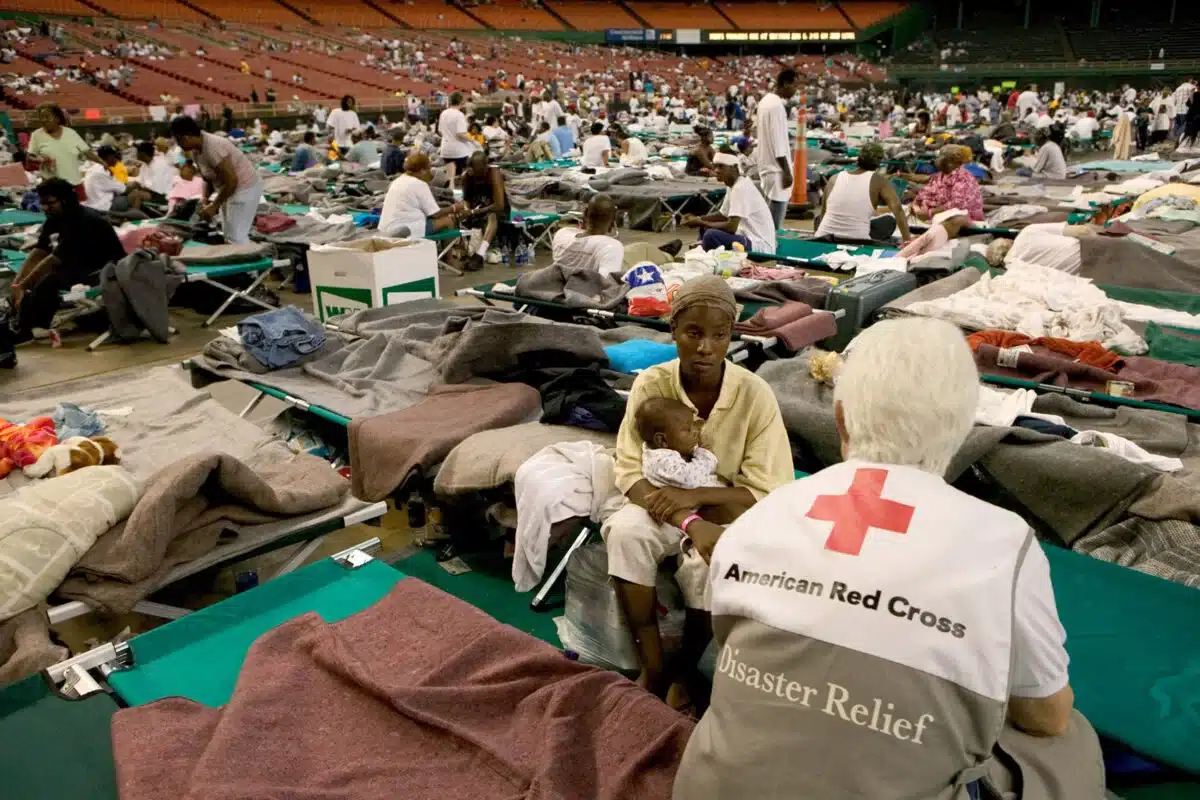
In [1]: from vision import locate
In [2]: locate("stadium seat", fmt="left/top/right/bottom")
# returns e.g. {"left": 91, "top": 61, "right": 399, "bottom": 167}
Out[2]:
{"left": 546, "top": 1, "right": 640, "bottom": 30}
{"left": 628, "top": 1, "right": 732, "bottom": 29}
{"left": 467, "top": 0, "right": 564, "bottom": 31}
{"left": 301, "top": 0, "right": 397, "bottom": 27}
{"left": 716, "top": 1, "right": 849, "bottom": 30}
{"left": 843, "top": 1, "right": 905, "bottom": 29}
{"left": 384, "top": 0, "right": 484, "bottom": 29}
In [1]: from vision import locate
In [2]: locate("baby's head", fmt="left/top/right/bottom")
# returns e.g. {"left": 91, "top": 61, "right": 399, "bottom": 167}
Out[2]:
{"left": 179, "top": 160, "right": 196, "bottom": 181}
{"left": 636, "top": 396, "right": 702, "bottom": 456}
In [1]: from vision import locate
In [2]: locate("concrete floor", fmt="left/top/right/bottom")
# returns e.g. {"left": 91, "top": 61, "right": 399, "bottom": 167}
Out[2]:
{"left": 15, "top": 221, "right": 710, "bottom": 651}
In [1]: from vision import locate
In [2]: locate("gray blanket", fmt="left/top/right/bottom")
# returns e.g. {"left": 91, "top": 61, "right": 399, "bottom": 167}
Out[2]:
{"left": 261, "top": 215, "right": 365, "bottom": 245}
{"left": 734, "top": 279, "right": 833, "bottom": 307}
{"left": 0, "top": 366, "right": 292, "bottom": 494}
{"left": 758, "top": 359, "right": 1160, "bottom": 545}
{"left": 178, "top": 242, "right": 272, "bottom": 266}
{"left": 1078, "top": 236, "right": 1200, "bottom": 293}
{"left": 100, "top": 250, "right": 184, "bottom": 343}
{"left": 515, "top": 263, "right": 630, "bottom": 309}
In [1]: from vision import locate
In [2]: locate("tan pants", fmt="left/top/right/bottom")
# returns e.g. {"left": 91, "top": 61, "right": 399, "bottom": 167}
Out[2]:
{"left": 601, "top": 502, "right": 711, "bottom": 610}
{"left": 620, "top": 241, "right": 673, "bottom": 270}
{"left": 984, "top": 711, "right": 1106, "bottom": 799}
{"left": 527, "top": 139, "right": 553, "bottom": 162}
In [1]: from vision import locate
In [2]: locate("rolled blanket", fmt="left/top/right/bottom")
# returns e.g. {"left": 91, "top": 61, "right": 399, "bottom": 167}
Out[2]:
{"left": 734, "top": 302, "right": 813, "bottom": 334}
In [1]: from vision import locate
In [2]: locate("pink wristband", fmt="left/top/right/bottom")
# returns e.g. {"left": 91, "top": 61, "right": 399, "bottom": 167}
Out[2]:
{"left": 680, "top": 514, "right": 702, "bottom": 535}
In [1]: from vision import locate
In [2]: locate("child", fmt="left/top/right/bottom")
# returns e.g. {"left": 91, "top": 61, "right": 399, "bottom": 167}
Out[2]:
{"left": 166, "top": 160, "right": 205, "bottom": 217}
{"left": 635, "top": 396, "right": 725, "bottom": 609}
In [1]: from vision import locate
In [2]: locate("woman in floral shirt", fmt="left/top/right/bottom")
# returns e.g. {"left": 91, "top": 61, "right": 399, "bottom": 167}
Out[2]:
{"left": 903, "top": 144, "right": 985, "bottom": 222}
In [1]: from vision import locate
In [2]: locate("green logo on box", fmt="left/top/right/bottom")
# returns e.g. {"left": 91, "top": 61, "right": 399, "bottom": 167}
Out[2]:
{"left": 315, "top": 285, "right": 371, "bottom": 321}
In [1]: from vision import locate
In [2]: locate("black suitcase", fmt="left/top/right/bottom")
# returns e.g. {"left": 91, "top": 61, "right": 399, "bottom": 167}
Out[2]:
{"left": 823, "top": 270, "right": 918, "bottom": 351}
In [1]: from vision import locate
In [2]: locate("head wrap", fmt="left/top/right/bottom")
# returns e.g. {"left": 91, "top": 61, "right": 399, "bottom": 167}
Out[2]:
{"left": 713, "top": 152, "right": 739, "bottom": 166}
{"left": 670, "top": 275, "right": 737, "bottom": 323}
{"left": 938, "top": 144, "right": 972, "bottom": 167}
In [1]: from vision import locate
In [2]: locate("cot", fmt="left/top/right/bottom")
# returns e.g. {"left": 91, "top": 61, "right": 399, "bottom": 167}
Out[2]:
{"left": 0, "top": 208, "right": 45, "bottom": 229}
{"left": 427, "top": 210, "right": 565, "bottom": 277}
{"left": 60, "top": 254, "right": 289, "bottom": 350}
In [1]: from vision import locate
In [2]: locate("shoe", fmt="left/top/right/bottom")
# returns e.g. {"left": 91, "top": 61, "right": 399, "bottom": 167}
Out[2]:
{"left": 465, "top": 253, "right": 485, "bottom": 272}
{"left": 486, "top": 249, "right": 502, "bottom": 264}
{"left": 30, "top": 327, "right": 51, "bottom": 340}
{"left": 659, "top": 238, "right": 684, "bottom": 258}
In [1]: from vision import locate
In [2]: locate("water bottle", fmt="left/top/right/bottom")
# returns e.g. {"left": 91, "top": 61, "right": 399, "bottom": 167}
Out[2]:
{"left": 407, "top": 492, "right": 427, "bottom": 542}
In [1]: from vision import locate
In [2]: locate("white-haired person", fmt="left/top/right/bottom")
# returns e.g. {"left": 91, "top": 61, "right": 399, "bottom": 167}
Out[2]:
{"left": 605, "top": 275, "right": 793, "bottom": 713}
{"left": 675, "top": 318, "right": 1104, "bottom": 800}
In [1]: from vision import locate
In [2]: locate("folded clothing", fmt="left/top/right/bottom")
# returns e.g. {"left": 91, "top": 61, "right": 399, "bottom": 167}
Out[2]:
{"left": 735, "top": 302, "right": 838, "bottom": 351}
{"left": 237, "top": 306, "right": 326, "bottom": 369}
{"left": 967, "top": 330, "right": 1125, "bottom": 372}
{"left": 253, "top": 212, "right": 297, "bottom": 234}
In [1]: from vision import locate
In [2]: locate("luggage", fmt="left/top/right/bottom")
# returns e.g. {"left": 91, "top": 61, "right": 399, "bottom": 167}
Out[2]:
{"left": 823, "top": 269, "right": 918, "bottom": 351}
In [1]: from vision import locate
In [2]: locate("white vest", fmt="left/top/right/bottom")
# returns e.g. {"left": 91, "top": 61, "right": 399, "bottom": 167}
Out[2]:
{"left": 815, "top": 169, "right": 877, "bottom": 240}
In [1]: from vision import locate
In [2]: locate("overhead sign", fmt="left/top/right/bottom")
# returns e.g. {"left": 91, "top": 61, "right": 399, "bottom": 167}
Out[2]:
{"left": 606, "top": 28, "right": 658, "bottom": 43}
{"left": 707, "top": 30, "right": 855, "bottom": 42}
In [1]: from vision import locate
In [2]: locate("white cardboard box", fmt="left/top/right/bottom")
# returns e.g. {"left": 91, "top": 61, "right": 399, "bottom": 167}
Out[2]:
{"left": 308, "top": 237, "right": 438, "bottom": 322}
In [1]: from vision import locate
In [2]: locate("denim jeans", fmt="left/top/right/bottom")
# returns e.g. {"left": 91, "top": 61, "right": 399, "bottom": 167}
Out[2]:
{"left": 768, "top": 199, "right": 788, "bottom": 230}
{"left": 700, "top": 228, "right": 751, "bottom": 251}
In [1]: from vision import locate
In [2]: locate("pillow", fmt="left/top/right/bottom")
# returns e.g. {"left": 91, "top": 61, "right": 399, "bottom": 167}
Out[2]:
{"left": 435, "top": 423, "right": 616, "bottom": 496}
{"left": 604, "top": 340, "right": 677, "bottom": 374}
{"left": 0, "top": 466, "right": 142, "bottom": 622}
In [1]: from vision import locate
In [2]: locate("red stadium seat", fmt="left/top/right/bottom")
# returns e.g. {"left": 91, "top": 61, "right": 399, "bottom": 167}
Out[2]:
{"left": 628, "top": 2, "right": 732, "bottom": 29}
{"left": 546, "top": 1, "right": 640, "bottom": 29}
{"left": 467, "top": 0, "right": 564, "bottom": 31}
{"left": 716, "top": 1, "right": 849, "bottom": 31}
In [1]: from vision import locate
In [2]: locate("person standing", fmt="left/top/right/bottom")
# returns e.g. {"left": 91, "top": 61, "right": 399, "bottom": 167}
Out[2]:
{"left": 26, "top": 104, "right": 102, "bottom": 200}
{"left": 326, "top": 95, "right": 360, "bottom": 152}
{"left": 438, "top": 91, "right": 473, "bottom": 189}
{"left": 754, "top": 68, "right": 798, "bottom": 231}
{"left": 1172, "top": 78, "right": 1196, "bottom": 139}
{"left": 169, "top": 116, "right": 262, "bottom": 244}
{"left": 1151, "top": 88, "right": 1175, "bottom": 145}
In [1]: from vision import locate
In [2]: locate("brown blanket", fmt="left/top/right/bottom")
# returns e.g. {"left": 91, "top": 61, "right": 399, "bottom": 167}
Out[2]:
{"left": 0, "top": 607, "right": 65, "bottom": 686}
{"left": 348, "top": 383, "right": 542, "bottom": 501}
{"left": 57, "top": 452, "right": 347, "bottom": 613}
{"left": 111, "top": 578, "right": 693, "bottom": 800}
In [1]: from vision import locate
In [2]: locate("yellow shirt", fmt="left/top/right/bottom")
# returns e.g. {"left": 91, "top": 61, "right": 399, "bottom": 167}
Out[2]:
{"left": 614, "top": 360, "right": 794, "bottom": 501}
{"left": 110, "top": 161, "right": 128, "bottom": 184}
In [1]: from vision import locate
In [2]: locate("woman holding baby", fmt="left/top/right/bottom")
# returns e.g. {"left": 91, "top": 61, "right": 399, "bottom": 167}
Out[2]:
{"left": 603, "top": 275, "right": 793, "bottom": 712}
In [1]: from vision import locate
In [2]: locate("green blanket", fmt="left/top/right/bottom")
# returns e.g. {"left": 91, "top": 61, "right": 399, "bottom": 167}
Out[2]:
{"left": 1143, "top": 322, "right": 1200, "bottom": 367}
{"left": 1046, "top": 544, "right": 1200, "bottom": 773}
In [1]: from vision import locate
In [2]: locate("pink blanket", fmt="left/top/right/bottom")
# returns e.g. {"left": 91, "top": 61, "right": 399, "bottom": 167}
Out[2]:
{"left": 734, "top": 302, "right": 839, "bottom": 351}
{"left": 111, "top": 579, "right": 694, "bottom": 800}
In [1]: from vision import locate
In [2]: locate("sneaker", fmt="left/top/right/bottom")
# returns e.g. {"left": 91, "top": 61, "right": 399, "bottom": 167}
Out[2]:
{"left": 30, "top": 327, "right": 51, "bottom": 340}
{"left": 486, "top": 248, "right": 502, "bottom": 264}
{"left": 659, "top": 238, "right": 685, "bottom": 258}
{"left": 465, "top": 253, "right": 485, "bottom": 272}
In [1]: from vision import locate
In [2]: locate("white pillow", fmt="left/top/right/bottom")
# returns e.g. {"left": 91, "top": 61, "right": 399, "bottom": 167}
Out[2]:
{"left": 0, "top": 466, "right": 142, "bottom": 621}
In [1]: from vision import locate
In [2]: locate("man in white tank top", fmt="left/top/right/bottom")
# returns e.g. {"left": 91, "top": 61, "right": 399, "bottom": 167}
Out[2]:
{"left": 815, "top": 142, "right": 911, "bottom": 244}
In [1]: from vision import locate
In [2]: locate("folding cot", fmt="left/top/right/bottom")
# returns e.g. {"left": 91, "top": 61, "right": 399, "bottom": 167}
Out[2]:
{"left": 428, "top": 210, "right": 565, "bottom": 277}
{"left": 9, "top": 516, "right": 1194, "bottom": 799}
{"left": 58, "top": 251, "right": 290, "bottom": 350}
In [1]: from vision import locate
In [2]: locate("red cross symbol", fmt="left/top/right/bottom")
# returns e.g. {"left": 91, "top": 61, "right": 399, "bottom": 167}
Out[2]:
{"left": 806, "top": 468, "right": 915, "bottom": 556}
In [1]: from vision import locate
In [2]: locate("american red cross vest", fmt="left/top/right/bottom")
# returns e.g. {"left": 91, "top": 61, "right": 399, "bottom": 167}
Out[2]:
{"left": 674, "top": 460, "right": 1035, "bottom": 800}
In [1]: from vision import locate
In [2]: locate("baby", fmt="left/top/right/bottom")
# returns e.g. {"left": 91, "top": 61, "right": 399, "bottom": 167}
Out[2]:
{"left": 636, "top": 396, "right": 723, "bottom": 491}
{"left": 636, "top": 396, "right": 725, "bottom": 608}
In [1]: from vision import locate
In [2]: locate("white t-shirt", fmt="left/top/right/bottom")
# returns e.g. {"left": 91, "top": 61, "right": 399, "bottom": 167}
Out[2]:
{"left": 1016, "top": 90, "right": 1039, "bottom": 120}
{"left": 137, "top": 153, "right": 177, "bottom": 196}
{"left": 551, "top": 228, "right": 625, "bottom": 276}
{"left": 622, "top": 137, "right": 649, "bottom": 164}
{"left": 379, "top": 174, "right": 439, "bottom": 238}
{"left": 1070, "top": 116, "right": 1099, "bottom": 140}
{"left": 580, "top": 133, "right": 611, "bottom": 168}
{"left": 541, "top": 98, "right": 563, "bottom": 130}
{"left": 438, "top": 107, "right": 472, "bottom": 159}
{"left": 1006, "top": 222, "right": 1081, "bottom": 274}
{"left": 720, "top": 176, "right": 776, "bottom": 253}
{"left": 82, "top": 163, "right": 125, "bottom": 212}
{"left": 326, "top": 108, "right": 360, "bottom": 149}
{"left": 754, "top": 92, "right": 792, "bottom": 203}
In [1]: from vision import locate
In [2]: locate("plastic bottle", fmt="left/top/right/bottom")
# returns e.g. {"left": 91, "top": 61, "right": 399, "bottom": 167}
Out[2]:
{"left": 407, "top": 493, "right": 427, "bottom": 542}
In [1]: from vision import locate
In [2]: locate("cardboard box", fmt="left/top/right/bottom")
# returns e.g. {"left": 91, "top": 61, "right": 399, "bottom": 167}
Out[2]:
{"left": 308, "top": 237, "right": 438, "bottom": 322}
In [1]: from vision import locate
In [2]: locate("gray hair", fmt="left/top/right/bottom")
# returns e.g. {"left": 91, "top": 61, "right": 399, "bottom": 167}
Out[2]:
{"left": 834, "top": 318, "right": 978, "bottom": 476}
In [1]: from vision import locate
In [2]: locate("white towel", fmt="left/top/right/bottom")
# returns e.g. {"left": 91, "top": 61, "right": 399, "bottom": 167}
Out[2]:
{"left": 512, "top": 441, "right": 624, "bottom": 592}
{"left": 1071, "top": 431, "right": 1184, "bottom": 473}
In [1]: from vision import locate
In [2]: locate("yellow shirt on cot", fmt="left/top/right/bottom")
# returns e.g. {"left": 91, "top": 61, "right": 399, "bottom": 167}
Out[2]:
{"left": 613, "top": 359, "right": 794, "bottom": 502}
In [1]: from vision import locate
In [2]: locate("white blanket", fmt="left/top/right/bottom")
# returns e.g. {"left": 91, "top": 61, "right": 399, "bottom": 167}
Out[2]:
{"left": 904, "top": 261, "right": 1148, "bottom": 353}
{"left": 512, "top": 441, "right": 623, "bottom": 593}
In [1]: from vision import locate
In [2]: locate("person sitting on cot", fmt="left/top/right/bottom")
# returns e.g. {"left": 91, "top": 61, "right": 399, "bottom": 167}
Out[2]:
{"left": 901, "top": 144, "right": 985, "bottom": 222}
{"left": 635, "top": 396, "right": 727, "bottom": 614}
{"left": 551, "top": 194, "right": 682, "bottom": 277}
{"left": 674, "top": 317, "right": 1104, "bottom": 800}
{"left": 685, "top": 125, "right": 715, "bottom": 176}
{"left": 604, "top": 275, "right": 793, "bottom": 713}
{"left": 166, "top": 160, "right": 206, "bottom": 218}
{"left": 10, "top": 178, "right": 126, "bottom": 341}
{"left": 682, "top": 153, "right": 776, "bottom": 254}
{"left": 378, "top": 152, "right": 467, "bottom": 239}
{"left": 459, "top": 151, "right": 510, "bottom": 271}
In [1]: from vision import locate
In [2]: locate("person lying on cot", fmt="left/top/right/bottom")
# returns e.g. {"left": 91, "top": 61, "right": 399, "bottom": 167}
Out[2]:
{"left": 604, "top": 276, "right": 793, "bottom": 713}
{"left": 378, "top": 152, "right": 468, "bottom": 239}
{"left": 674, "top": 317, "right": 1104, "bottom": 800}
{"left": 814, "top": 141, "right": 912, "bottom": 245}
{"left": 897, "top": 208, "right": 972, "bottom": 259}
{"left": 551, "top": 194, "right": 682, "bottom": 277}
{"left": 901, "top": 144, "right": 985, "bottom": 223}
{"left": 682, "top": 153, "right": 776, "bottom": 254}
{"left": 460, "top": 151, "right": 510, "bottom": 271}
{"left": 10, "top": 178, "right": 126, "bottom": 342}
